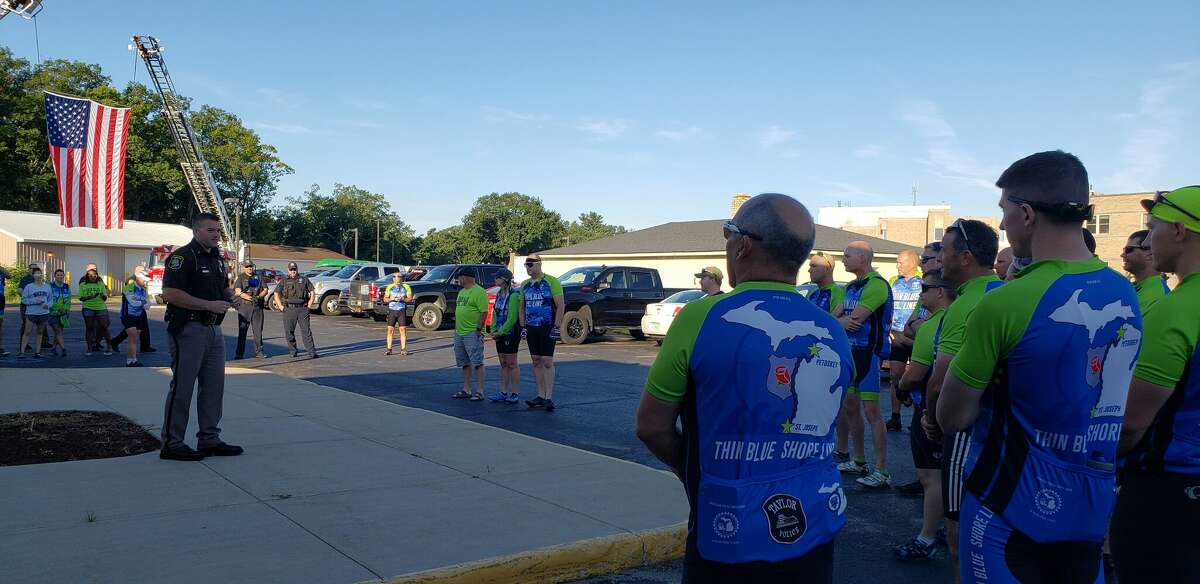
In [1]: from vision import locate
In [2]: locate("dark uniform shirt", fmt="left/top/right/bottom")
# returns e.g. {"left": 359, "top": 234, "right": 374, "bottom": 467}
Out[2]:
{"left": 234, "top": 273, "right": 266, "bottom": 306}
{"left": 163, "top": 240, "right": 229, "bottom": 307}
{"left": 278, "top": 276, "right": 313, "bottom": 305}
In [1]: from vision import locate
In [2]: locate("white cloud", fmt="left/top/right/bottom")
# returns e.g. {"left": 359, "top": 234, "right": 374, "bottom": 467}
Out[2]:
{"left": 578, "top": 119, "right": 630, "bottom": 140}
{"left": 900, "top": 100, "right": 996, "bottom": 191}
{"left": 483, "top": 106, "right": 548, "bottom": 124}
{"left": 257, "top": 88, "right": 301, "bottom": 111}
{"left": 256, "top": 122, "right": 312, "bottom": 134}
{"left": 655, "top": 126, "right": 703, "bottom": 141}
{"left": 853, "top": 144, "right": 884, "bottom": 159}
{"left": 757, "top": 125, "right": 797, "bottom": 147}
{"left": 1104, "top": 62, "right": 1197, "bottom": 192}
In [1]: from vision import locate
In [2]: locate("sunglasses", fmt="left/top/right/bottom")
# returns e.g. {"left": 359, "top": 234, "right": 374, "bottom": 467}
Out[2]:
{"left": 1148, "top": 191, "right": 1200, "bottom": 223}
{"left": 1122, "top": 245, "right": 1151, "bottom": 255}
{"left": 949, "top": 219, "right": 970, "bottom": 247}
{"left": 919, "top": 255, "right": 938, "bottom": 263}
{"left": 524, "top": 260, "right": 541, "bottom": 266}
{"left": 920, "top": 283, "right": 950, "bottom": 293}
{"left": 723, "top": 220, "right": 762, "bottom": 241}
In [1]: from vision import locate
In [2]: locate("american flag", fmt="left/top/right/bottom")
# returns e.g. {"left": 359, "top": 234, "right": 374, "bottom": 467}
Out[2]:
{"left": 44, "top": 91, "right": 131, "bottom": 229}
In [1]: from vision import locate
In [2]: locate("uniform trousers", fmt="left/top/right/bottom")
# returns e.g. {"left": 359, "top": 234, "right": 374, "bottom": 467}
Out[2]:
{"left": 283, "top": 305, "right": 316, "bottom": 356}
{"left": 162, "top": 321, "right": 225, "bottom": 449}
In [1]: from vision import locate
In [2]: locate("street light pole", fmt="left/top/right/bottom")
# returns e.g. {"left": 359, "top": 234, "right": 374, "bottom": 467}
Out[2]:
{"left": 348, "top": 228, "right": 359, "bottom": 260}
{"left": 223, "top": 197, "right": 243, "bottom": 261}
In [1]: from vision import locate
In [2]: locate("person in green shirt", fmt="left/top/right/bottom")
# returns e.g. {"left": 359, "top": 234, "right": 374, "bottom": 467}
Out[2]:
{"left": 1121, "top": 228, "right": 1171, "bottom": 314}
{"left": 893, "top": 268, "right": 956, "bottom": 562}
{"left": 78, "top": 266, "right": 114, "bottom": 356}
{"left": 487, "top": 268, "right": 523, "bottom": 403}
{"left": 1112, "top": 185, "right": 1200, "bottom": 582}
{"left": 451, "top": 270, "right": 490, "bottom": 401}
{"left": 833, "top": 241, "right": 894, "bottom": 489}
{"left": 921, "top": 217, "right": 1000, "bottom": 575}
{"left": 805, "top": 252, "right": 844, "bottom": 314}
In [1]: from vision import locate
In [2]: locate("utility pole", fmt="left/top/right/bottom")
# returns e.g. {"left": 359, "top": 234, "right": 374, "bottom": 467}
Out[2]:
{"left": 347, "top": 228, "right": 359, "bottom": 260}
{"left": 376, "top": 219, "right": 381, "bottom": 262}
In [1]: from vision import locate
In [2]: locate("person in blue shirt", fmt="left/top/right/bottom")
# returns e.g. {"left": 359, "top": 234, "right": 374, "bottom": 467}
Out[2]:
{"left": 887, "top": 249, "right": 924, "bottom": 432}
{"left": 637, "top": 193, "right": 853, "bottom": 583}
{"left": 383, "top": 271, "right": 414, "bottom": 356}
{"left": 939, "top": 151, "right": 1139, "bottom": 584}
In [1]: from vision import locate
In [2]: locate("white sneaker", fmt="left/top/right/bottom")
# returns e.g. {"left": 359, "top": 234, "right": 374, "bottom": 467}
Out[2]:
{"left": 837, "top": 460, "right": 869, "bottom": 474}
{"left": 856, "top": 469, "right": 892, "bottom": 488}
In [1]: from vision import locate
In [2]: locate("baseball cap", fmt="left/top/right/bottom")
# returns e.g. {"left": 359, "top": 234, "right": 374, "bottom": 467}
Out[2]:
{"left": 695, "top": 266, "right": 724, "bottom": 280}
{"left": 496, "top": 268, "right": 514, "bottom": 281}
{"left": 243, "top": 261, "right": 255, "bottom": 267}
{"left": 1142, "top": 186, "right": 1200, "bottom": 233}
{"left": 287, "top": 262, "right": 299, "bottom": 269}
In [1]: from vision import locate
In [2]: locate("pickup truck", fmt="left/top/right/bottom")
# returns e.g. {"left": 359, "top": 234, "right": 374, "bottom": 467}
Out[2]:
{"left": 401, "top": 263, "right": 506, "bottom": 331}
{"left": 311, "top": 262, "right": 406, "bottom": 316}
{"left": 558, "top": 265, "right": 686, "bottom": 345}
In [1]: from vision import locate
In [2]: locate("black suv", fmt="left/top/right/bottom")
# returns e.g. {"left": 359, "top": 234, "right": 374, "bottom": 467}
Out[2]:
{"left": 404, "top": 263, "right": 505, "bottom": 331}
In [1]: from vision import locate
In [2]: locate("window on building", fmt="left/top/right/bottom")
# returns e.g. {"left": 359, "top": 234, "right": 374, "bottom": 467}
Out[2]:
{"left": 1087, "top": 214, "right": 1111, "bottom": 235}
{"left": 1142, "top": 213, "right": 1149, "bottom": 228}
{"left": 933, "top": 227, "right": 945, "bottom": 240}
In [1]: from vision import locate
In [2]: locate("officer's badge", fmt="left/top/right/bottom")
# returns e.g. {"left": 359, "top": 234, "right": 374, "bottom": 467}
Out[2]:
{"left": 762, "top": 494, "right": 806, "bottom": 544}
{"left": 168, "top": 256, "right": 184, "bottom": 270}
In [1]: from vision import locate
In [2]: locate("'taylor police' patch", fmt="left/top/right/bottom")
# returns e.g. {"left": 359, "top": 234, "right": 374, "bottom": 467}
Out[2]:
{"left": 762, "top": 494, "right": 806, "bottom": 544}
{"left": 168, "top": 255, "right": 184, "bottom": 270}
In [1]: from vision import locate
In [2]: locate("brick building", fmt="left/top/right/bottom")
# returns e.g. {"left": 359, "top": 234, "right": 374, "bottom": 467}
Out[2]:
{"left": 1087, "top": 191, "right": 1155, "bottom": 273}
{"left": 817, "top": 205, "right": 1005, "bottom": 249}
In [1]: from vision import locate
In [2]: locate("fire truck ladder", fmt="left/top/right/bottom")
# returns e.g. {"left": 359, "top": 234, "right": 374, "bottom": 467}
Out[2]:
{"left": 131, "top": 35, "right": 236, "bottom": 252}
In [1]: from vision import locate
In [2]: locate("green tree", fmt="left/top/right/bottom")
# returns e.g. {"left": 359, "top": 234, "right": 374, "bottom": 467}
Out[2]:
{"left": 414, "top": 226, "right": 473, "bottom": 265}
{"left": 274, "top": 184, "right": 415, "bottom": 260}
{"left": 458, "top": 192, "right": 564, "bottom": 264}
{"left": 191, "top": 105, "right": 293, "bottom": 243}
{"left": 561, "top": 211, "right": 627, "bottom": 247}
{"left": 0, "top": 46, "right": 289, "bottom": 234}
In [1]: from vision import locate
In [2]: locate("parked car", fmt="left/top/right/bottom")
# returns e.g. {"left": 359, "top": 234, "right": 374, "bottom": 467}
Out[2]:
{"left": 405, "top": 266, "right": 428, "bottom": 281}
{"left": 401, "top": 264, "right": 506, "bottom": 331}
{"left": 311, "top": 262, "right": 406, "bottom": 316}
{"left": 640, "top": 289, "right": 707, "bottom": 343}
{"left": 355, "top": 274, "right": 500, "bottom": 329}
{"left": 558, "top": 266, "right": 686, "bottom": 345}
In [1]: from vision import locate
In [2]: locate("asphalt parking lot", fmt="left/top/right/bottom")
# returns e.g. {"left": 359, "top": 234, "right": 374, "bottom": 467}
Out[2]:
{"left": 2, "top": 305, "right": 946, "bottom": 583}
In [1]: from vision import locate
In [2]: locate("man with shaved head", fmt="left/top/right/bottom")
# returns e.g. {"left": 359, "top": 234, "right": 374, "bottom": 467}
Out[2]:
{"left": 833, "top": 241, "right": 894, "bottom": 489}
{"left": 994, "top": 247, "right": 1014, "bottom": 280}
{"left": 638, "top": 193, "right": 853, "bottom": 582}
{"left": 806, "top": 252, "right": 843, "bottom": 314}
{"left": 886, "top": 249, "right": 924, "bottom": 432}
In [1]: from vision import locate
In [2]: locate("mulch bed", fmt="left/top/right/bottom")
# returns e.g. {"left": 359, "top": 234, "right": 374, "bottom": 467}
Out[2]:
{"left": 0, "top": 410, "right": 161, "bottom": 466}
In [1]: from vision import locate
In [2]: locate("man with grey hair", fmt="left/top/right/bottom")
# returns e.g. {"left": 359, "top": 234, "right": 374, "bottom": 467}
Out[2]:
{"left": 638, "top": 193, "right": 853, "bottom": 582}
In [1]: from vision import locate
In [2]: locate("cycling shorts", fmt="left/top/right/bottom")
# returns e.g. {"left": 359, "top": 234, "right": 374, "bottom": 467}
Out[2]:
{"left": 525, "top": 325, "right": 556, "bottom": 357}
{"left": 958, "top": 491, "right": 1102, "bottom": 584}
{"left": 942, "top": 431, "right": 970, "bottom": 521}
{"left": 1110, "top": 470, "right": 1200, "bottom": 583}
{"left": 387, "top": 310, "right": 407, "bottom": 328}
{"left": 847, "top": 349, "right": 881, "bottom": 399}
{"left": 495, "top": 329, "right": 521, "bottom": 354}
{"left": 909, "top": 408, "right": 942, "bottom": 470}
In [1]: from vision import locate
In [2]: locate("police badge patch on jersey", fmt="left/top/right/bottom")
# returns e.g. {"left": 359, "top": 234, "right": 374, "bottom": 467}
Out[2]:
{"left": 762, "top": 494, "right": 807, "bottom": 544}
{"left": 168, "top": 255, "right": 184, "bottom": 270}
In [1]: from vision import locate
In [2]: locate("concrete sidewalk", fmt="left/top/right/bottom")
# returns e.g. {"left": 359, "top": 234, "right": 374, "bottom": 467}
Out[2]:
{"left": 0, "top": 367, "right": 687, "bottom": 584}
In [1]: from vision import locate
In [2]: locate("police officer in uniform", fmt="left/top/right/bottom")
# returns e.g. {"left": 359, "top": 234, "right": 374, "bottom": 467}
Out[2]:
{"left": 160, "top": 213, "right": 243, "bottom": 461}
{"left": 273, "top": 262, "right": 318, "bottom": 358}
{"left": 232, "top": 261, "right": 268, "bottom": 359}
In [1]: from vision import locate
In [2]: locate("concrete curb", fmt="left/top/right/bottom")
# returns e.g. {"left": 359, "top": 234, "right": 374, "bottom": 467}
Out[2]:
{"left": 373, "top": 522, "right": 687, "bottom": 584}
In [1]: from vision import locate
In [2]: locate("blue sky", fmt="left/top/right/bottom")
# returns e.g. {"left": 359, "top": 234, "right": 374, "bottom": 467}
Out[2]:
{"left": 3, "top": 1, "right": 1197, "bottom": 232}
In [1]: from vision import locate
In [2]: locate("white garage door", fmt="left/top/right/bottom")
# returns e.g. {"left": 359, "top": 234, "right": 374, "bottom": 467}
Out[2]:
{"left": 124, "top": 249, "right": 150, "bottom": 280}
{"left": 65, "top": 246, "right": 107, "bottom": 286}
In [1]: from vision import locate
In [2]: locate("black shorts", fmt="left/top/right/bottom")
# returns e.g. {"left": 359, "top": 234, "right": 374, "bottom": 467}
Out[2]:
{"left": 387, "top": 310, "right": 407, "bottom": 327}
{"left": 495, "top": 330, "right": 521, "bottom": 354}
{"left": 942, "top": 431, "right": 971, "bottom": 521}
{"left": 909, "top": 408, "right": 942, "bottom": 470}
{"left": 889, "top": 342, "right": 913, "bottom": 363}
{"left": 1111, "top": 470, "right": 1200, "bottom": 582}
{"left": 26, "top": 314, "right": 48, "bottom": 326}
{"left": 525, "top": 325, "right": 556, "bottom": 357}
{"left": 121, "top": 315, "right": 141, "bottom": 329}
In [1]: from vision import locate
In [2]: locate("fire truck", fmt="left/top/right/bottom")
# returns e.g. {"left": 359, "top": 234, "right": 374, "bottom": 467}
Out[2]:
{"left": 145, "top": 243, "right": 237, "bottom": 304}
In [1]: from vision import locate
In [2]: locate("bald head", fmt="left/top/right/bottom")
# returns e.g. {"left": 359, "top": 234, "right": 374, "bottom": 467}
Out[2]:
{"left": 897, "top": 249, "right": 919, "bottom": 275}
{"left": 733, "top": 193, "right": 816, "bottom": 272}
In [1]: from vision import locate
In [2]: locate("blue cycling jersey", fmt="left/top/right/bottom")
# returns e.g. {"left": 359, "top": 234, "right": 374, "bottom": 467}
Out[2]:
{"left": 890, "top": 274, "right": 923, "bottom": 331}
